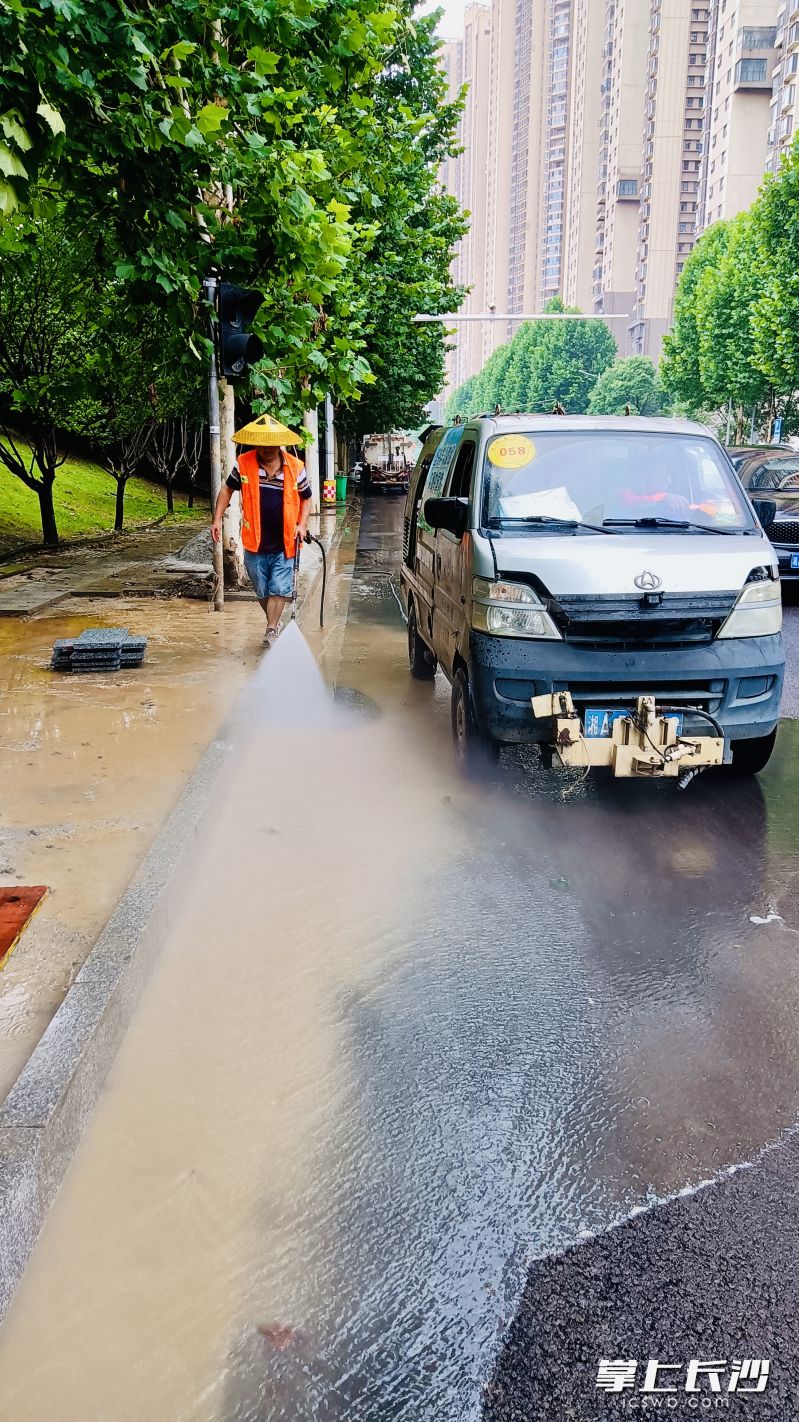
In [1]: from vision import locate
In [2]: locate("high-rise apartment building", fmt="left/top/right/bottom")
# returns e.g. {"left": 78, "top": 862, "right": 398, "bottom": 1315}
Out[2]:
{"left": 563, "top": 0, "right": 605, "bottom": 312}
{"left": 482, "top": 0, "right": 518, "bottom": 360}
{"left": 439, "top": 39, "right": 464, "bottom": 209}
{"left": 537, "top": 0, "right": 573, "bottom": 305}
{"left": 766, "top": 2, "right": 799, "bottom": 172}
{"left": 440, "top": 7, "right": 493, "bottom": 391}
{"left": 440, "top": 0, "right": 783, "bottom": 389}
{"left": 698, "top": 1, "right": 777, "bottom": 229}
{"left": 590, "top": 0, "right": 650, "bottom": 331}
{"left": 629, "top": 1, "right": 710, "bottom": 358}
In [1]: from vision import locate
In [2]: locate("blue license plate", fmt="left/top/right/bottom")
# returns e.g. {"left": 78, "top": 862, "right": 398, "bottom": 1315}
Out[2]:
{"left": 583, "top": 707, "right": 684, "bottom": 738}
{"left": 790, "top": 554, "right": 799, "bottom": 570}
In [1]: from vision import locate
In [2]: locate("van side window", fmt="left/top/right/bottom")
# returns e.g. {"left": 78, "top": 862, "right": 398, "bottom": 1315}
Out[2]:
{"left": 447, "top": 441, "right": 476, "bottom": 499}
{"left": 403, "top": 450, "right": 437, "bottom": 565}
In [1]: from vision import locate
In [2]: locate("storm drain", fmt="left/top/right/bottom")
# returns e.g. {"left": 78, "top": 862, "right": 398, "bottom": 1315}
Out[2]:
{"left": 51, "top": 628, "right": 147, "bottom": 674}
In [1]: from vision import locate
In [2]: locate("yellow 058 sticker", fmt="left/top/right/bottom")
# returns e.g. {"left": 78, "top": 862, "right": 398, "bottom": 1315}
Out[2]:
{"left": 487, "top": 435, "right": 535, "bottom": 468}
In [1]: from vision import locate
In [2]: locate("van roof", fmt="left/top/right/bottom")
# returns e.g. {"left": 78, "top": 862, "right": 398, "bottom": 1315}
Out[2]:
{"left": 456, "top": 413, "right": 712, "bottom": 438}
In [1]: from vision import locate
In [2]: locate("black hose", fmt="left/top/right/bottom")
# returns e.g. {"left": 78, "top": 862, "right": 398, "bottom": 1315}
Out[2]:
{"left": 658, "top": 704, "right": 725, "bottom": 740}
{"left": 305, "top": 533, "right": 327, "bottom": 627}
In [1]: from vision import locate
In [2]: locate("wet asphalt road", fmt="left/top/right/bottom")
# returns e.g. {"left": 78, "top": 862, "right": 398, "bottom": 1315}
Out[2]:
{"left": 333, "top": 498, "right": 799, "bottom": 1421}
{"left": 2, "top": 497, "right": 799, "bottom": 1421}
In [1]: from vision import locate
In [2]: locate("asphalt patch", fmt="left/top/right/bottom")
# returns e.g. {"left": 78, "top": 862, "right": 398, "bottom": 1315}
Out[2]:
{"left": 484, "top": 1133, "right": 799, "bottom": 1421}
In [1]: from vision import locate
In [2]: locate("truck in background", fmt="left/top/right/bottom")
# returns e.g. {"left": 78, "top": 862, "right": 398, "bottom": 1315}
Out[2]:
{"left": 358, "top": 432, "right": 420, "bottom": 494}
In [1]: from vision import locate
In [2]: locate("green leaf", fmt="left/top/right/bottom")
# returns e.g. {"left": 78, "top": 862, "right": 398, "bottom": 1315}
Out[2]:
{"left": 0, "top": 143, "right": 28, "bottom": 179}
{"left": 0, "top": 180, "right": 20, "bottom": 215}
{"left": 1, "top": 114, "right": 32, "bottom": 152}
{"left": 162, "top": 40, "right": 197, "bottom": 62}
{"left": 195, "top": 103, "right": 227, "bottom": 135}
{"left": 36, "top": 99, "right": 65, "bottom": 136}
{"left": 247, "top": 46, "right": 280, "bottom": 75}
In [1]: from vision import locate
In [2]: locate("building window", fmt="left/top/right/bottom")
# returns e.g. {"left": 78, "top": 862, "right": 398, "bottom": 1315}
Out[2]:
{"left": 735, "top": 58, "right": 767, "bottom": 82}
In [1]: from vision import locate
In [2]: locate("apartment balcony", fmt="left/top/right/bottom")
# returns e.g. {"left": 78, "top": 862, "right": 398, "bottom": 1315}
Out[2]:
{"left": 737, "top": 25, "right": 777, "bottom": 53}
{"left": 734, "top": 53, "right": 775, "bottom": 89}
{"left": 617, "top": 177, "right": 639, "bottom": 200}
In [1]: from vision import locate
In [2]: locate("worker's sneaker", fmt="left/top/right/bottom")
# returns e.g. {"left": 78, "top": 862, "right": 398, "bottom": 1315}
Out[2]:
{"left": 263, "top": 627, "right": 279, "bottom": 649}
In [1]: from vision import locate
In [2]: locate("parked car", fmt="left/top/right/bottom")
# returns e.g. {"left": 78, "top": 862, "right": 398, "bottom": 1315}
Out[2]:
{"left": 401, "top": 415, "right": 784, "bottom": 778}
{"left": 730, "top": 446, "right": 799, "bottom": 584}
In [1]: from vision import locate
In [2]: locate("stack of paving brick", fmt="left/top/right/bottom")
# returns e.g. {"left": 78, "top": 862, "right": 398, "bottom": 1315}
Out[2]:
{"left": 51, "top": 628, "right": 147, "bottom": 674}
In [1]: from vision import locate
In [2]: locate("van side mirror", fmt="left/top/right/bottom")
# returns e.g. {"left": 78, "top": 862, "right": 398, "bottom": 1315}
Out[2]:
{"left": 752, "top": 497, "right": 777, "bottom": 530}
{"left": 424, "top": 497, "right": 468, "bottom": 538}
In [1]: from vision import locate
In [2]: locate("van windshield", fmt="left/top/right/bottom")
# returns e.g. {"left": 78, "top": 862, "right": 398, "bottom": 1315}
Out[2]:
{"left": 481, "top": 431, "right": 755, "bottom": 534}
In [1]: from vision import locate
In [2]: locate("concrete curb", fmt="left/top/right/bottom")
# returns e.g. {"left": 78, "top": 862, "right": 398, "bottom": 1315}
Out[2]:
{"left": 0, "top": 501, "right": 355, "bottom": 1323}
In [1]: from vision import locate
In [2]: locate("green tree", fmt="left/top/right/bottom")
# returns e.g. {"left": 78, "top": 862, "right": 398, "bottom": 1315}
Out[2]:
{"left": 587, "top": 356, "right": 665, "bottom": 416}
{"left": 521, "top": 304, "right": 615, "bottom": 412}
{"left": 334, "top": 8, "right": 466, "bottom": 439}
{"left": 470, "top": 339, "right": 515, "bottom": 413}
{"left": 751, "top": 145, "right": 799, "bottom": 400}
{"left": 2, "top": 0, "right": 465, "bottom": 421}
{"left": 660, "top": 222, "right": 731, "bottom": 414}
{"left": 0, "top": 212, "right": 97, "bottom": 545}
{"left": 500, "top": 322, "right": 546, "bottom": 410}
{"left": 446, "top": 375, "right": 476, "bottom": 421}
{"left": 692, "top": 211, "right": 770, "bottom": 440}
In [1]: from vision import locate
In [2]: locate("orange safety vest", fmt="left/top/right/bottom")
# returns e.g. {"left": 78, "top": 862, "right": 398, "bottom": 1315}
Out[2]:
{"left": 237, "top": 448, "right": 304, "bottom": 559}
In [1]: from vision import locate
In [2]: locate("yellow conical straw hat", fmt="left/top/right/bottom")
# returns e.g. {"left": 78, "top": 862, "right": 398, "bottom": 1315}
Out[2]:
{"left": 232, "top": 413, "right": 304, "bottom": 446}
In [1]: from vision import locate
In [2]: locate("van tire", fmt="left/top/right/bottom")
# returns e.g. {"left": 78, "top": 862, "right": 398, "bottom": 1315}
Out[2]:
{"left": 408, "top": 602, "right": 437, "bottom": 680}
{"left": 451, "top": 667, "right": 499, "bottom": 774}
{"left": 728, "top": 729, "right": 777, "bottom": 776}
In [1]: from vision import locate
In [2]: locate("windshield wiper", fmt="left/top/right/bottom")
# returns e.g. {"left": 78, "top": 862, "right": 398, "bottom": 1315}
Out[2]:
{"left": 488, "top": 515, "right": 615, "bottom": 535}
{"left": 602, "top": 516, "right": 740, "bottom": 536}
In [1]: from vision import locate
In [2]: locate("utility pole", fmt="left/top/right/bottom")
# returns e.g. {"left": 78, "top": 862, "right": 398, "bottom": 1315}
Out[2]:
{"left": 324, "top": 393, "right": 335, "bottom": 489}
{"left": 303, "top": 406, "right": 320, "bottom": 512}
{"left": 203, "top": 274, "right": 225, "bottom": 612}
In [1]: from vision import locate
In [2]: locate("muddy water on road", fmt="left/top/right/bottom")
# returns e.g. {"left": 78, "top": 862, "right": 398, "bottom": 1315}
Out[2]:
{"left": 2, "top": 503, "right": 799, "bottom": 1420}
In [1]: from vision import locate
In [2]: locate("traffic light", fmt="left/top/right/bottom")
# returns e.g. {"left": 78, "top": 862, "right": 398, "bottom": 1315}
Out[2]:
{"left": 219, "top": 283, "right": 264, "bottom": 379}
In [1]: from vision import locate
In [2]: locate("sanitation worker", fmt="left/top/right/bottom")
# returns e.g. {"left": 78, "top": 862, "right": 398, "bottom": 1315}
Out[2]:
{"left": 211, "top": 418, "right": 312, "bottom": 647}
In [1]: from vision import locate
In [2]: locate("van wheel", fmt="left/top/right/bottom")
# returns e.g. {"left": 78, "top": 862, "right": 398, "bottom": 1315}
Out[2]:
{"left": 451, "top": 667, "right": 499, "bottom": 774}
{"left": 728, "top": 729, "right": 777, "bottom": 776}
{"left": 408, "top": 601, "right": 437, "bottom": 680}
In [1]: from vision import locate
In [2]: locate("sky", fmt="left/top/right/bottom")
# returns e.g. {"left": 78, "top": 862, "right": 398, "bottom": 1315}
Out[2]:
{"left": 420, "top": 0, "right": 471, "bottom": 41}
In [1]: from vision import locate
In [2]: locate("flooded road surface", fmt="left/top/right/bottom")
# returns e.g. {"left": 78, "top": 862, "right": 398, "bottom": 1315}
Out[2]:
{"left": 0, "top": 596, "right": 263, "bottom": 1100}
{"left": 1, "top": 499, "right": 799, "bottom": 1420}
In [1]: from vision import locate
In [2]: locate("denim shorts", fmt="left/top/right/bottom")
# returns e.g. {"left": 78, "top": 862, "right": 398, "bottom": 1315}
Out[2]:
{"left": 243, "top": 550, "right": 295, "bottom": 599}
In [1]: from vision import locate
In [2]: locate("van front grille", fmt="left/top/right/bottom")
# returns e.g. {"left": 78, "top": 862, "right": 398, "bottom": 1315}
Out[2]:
{"left": 552, "top": 591, "right": 738, "bottom": 650}
{"left": 563, "top": 681, "right": 725, "bottom": 715}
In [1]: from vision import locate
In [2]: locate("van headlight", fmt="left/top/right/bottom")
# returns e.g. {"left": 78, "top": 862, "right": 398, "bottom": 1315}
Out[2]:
{"left": 471, "top": 577, "right": 562, "bottom": 640}
{"left": 717, "top": 579, "right": 782, "bottom": 639}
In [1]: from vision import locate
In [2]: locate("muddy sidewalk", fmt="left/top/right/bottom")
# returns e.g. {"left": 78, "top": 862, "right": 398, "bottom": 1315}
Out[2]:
{"left": 0, "top": 507, "right": 354, "bottom": 1102}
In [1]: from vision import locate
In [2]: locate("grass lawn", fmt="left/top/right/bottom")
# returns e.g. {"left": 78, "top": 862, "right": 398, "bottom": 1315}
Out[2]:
{"left": 0, "top": 446, "right": 209, "bottom": 556}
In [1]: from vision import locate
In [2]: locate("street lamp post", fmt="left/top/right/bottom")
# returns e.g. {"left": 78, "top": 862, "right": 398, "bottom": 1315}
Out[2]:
{"left": 203, "top": 275, "right": 225, "bottom": 613}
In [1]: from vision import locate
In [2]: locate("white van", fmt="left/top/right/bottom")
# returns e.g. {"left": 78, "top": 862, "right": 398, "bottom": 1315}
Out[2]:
{"left": 400, "top": 415, "right": 784, "bottom": 779}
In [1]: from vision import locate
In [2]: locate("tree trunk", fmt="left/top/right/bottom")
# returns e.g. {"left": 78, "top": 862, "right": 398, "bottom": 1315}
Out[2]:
{"left": 166, "top": 479, "right": 174, "bottom": 514}
{"left": 188, "top": 479, "right": 195, "bottom": 510}
{"left": 38, "top": 478, "right": 59, "bottom": 548}
{"left": 114, "top": 476, "right": 127, "bottom": 532}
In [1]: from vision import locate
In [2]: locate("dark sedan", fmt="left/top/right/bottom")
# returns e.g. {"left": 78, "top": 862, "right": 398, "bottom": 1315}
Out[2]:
{"left": 730, "top": 445, "right": 799, "bottom": 583}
